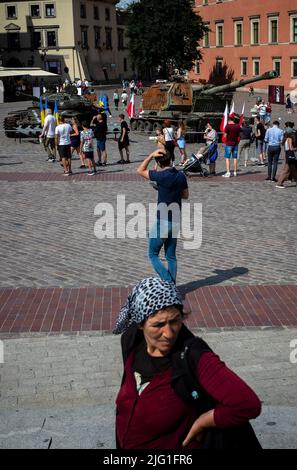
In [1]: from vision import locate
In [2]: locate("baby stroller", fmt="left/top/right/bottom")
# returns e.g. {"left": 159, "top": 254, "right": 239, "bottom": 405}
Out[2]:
{"left": 182, "top": 141, "right": 218, "bottom": 177}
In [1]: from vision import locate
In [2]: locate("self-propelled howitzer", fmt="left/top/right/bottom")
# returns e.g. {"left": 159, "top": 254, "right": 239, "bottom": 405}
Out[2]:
{"left": 130, "top": 71, "right": 278, "bottom": 141}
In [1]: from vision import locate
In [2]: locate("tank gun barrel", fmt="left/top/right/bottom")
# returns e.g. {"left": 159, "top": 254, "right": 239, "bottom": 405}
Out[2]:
{"left": 15, "top": 90, "right": 39, "bottom": 101}
{"left": 201, "top": 71, "right": 278, "bottom": 95}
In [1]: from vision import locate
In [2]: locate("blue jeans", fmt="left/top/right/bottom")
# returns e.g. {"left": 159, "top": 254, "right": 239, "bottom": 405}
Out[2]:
{"left": 148, "top": 219, "right": 179, "bottom": 283}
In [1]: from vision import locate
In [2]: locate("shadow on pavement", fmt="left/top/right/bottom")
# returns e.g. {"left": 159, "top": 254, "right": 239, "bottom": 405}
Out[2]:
{"left": 178, "top": 267, "right": 249, "bottom": 298}
{"left": 0, "top": 162, "right": 23, "bottom": 166}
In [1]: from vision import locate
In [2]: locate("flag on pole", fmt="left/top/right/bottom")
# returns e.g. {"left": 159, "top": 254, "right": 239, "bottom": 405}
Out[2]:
{"left": 44, "top": 98, "right": 48, "bottom": 110}
{"left": 220, "top": 102, "right": 229, "bottom": 143}
{"left": 229, "top": 101, "right": 235, "bottom": 119}
{"left": 126, "top": 93, "right": 135, "bottom": 118}
{"left": 239, "top": 102, "right": 245, "bottom": 126}
{"left": 39, "top": 97, "right": 45, "bottom": 127}
{"left": 54, "top": 100, "right": 60, "bottom": 125}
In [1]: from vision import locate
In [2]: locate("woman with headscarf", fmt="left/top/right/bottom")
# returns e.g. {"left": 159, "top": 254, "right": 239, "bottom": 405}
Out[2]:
{"left": 114, "top": 277, "right": 261, "bottom": 450}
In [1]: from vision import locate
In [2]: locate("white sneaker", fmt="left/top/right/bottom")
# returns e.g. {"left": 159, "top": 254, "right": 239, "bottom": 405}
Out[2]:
{"left": 222, "top": 172, "right": 231, "bottom": 178}
{"left": 233, "top": 171, "right": 237, "bottom": 176}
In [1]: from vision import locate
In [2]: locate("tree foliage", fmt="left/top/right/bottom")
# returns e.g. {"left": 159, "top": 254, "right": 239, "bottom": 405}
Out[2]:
{"left": 208, "top": 62, "right": 235, "bottom": 86}
{"left": 126, "top": 0, "right": 208, "bottom": 78}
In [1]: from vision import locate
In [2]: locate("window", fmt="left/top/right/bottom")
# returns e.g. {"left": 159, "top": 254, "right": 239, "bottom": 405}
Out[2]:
{"left": 6, "top": 5, "right": 17, "bottom": 19}
{"left": 203, "top": 28, "right": 209, "bottom": 47}
{"left": 94, "top": 27, "right": 100, "bottom": 48}
{"left": 80, "top": 3, "right": 86, "bottom": 18}
{"left": 30, "top": 4, "right": 40, "bottom": 17}
{"left": 241, "top": 59, "right": 247, "bottom": 76}
{"left": 45, "top": 60, "right": 61, "bottom": 74}
{"left": 47, "top": 30, "right": 57, "bottom": 47}
{"left": 94, "top": 6, "right": 99, "bottom": 20}
{"left": 203, "top": 0, "right": 208, "bottom": 4}
{"left": 105, "top": 8, "right": 110, "bottom": 21}
{"left": 32, "top": 30, "right": 42, "bottom": 48}
{"left": 273, "top": 59, "right": 281, "bottom": 76}
{"left": 118, "top": 29, "right": 124, "bottom": 50}
{"left": 105, "top": 28, "right": 112, "bottom": 49}
{"left": 45, "top": 3, "right": 55, "bottom": 17}
{"left": 269, "top": 17, "right": 278, "bottom": 44}
{"left": 292, "top": 59, "right": 297, "bottom": 78}
{"left": 7, "top": 32, "right": 20, "bottom": 49}
{"left": 253, "top": 60, "right": 260, "bottom": 76}
{"left": 291, "top": 16, "right": 297, "bottom": 43}
{"left": 194, "top": 60, "right": 200, "bottom": 74}
{"left": 235, "top": 22, "right": 243, "bottom": 46}
{"left": 216, "top": 23, "right": 223, "bottom": 47}
{"left": 251, "top": 19, "right": 259, "bottom": 45}
{"left": 124, "top": 58, "right": 127, "bottom": 72}
{"left": 81, "top": 27, "right": 88, "bottom": 48}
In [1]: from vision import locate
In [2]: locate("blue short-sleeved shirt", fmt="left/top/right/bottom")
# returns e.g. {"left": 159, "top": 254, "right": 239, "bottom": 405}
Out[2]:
{"left": 149, "top": 168, "right": 188, "bottom": 221}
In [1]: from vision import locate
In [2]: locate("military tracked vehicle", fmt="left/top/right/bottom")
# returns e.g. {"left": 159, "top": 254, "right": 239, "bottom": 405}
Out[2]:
{"left": 4, "top": 85, "right": 99, "bottom": 138}
{"left": 130, "top": 71, "right": 278, "bottom": 141}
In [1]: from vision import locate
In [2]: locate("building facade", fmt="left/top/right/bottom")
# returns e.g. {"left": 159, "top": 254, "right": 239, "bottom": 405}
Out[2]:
{"left": 0, "top": 0, "right": 133, "bottom": 81}
{"left": 190, "top": 0, "right": 297, "bottom": 92}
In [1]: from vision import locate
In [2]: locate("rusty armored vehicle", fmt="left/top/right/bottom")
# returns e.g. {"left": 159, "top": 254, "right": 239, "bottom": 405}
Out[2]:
{"left": 130, "top": 71, "right": 278, "bottom": 141}
{"left": 4, "top": 85, "right": 99, "bottom": 138}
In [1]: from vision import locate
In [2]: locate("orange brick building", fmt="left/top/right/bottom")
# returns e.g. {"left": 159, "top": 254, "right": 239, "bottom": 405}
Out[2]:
{"left": 189, "top": 0, "right": 297, "bottom": 92}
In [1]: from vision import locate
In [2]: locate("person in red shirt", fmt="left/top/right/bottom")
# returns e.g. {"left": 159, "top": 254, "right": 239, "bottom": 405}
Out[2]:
{"left": 114, "top": 277, "right": 261, "bottom": 449}
{"left": 223, "top": 115, "right": 241, "bottom": 177}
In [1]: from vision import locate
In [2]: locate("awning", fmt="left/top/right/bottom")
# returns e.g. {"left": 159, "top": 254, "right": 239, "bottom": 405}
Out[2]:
{"left": 0, "top": 67, "right": 59, "bottom": 78}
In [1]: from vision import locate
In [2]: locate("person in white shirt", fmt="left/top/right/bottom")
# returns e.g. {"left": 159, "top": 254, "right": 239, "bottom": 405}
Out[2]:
{"left": 162, "top": 119, "right": 176, "bottom": 164}
{"left": 121, "top": 90, "right": 128, "bottom": 107}
{"left": 40, "top": 109, "right": 57, "bottom": 163}
{"left": 41, "top": 109, "right": 56, "bottom": 162}
{"left": 55, "top": 115, "right": 73, "bottom": 176}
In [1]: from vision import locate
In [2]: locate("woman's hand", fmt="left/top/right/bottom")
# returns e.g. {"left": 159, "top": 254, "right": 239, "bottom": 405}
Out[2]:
{"left": 182, "top": 409, "right": 216, "bottom": 447}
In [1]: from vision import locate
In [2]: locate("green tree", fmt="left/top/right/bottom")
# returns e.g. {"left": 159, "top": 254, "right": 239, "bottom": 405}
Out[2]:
{"left": 126, "top": 0, "right": 208, "bottom": 79}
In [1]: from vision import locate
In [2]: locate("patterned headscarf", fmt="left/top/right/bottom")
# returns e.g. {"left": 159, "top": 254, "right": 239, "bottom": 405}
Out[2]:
{"left": 113, "top": 277, "right": 183, "bottom": 334}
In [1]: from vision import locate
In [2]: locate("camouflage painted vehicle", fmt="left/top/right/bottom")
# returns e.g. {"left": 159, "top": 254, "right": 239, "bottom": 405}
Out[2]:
{"left": 130, "top": 71, "right": 278, "bottom": 141}
{"left": 4, "top": 85, "right": 101, "bottom": 138}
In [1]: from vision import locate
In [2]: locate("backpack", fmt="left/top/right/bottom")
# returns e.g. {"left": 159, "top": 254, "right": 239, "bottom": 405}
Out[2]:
{"left": 171, "top": 334, "right": 262, "bottom": 449}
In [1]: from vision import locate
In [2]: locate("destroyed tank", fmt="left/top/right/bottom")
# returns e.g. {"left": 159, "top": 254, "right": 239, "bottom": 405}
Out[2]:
{"left": 4, "top": 85, "right": 99, "bottom": 138}
{"left": 130, "top": 71, "right": 278, "bottom": 141}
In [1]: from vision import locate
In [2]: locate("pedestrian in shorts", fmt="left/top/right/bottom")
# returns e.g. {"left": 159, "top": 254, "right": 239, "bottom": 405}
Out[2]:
{"left": 80, "top": 121, "right": 96, "bottom": 176}
{"left": 40, "top": 109, "right": 56, "bottom": 162}
{"left": 55, "top": 115, "right": 72, "bottom": 176}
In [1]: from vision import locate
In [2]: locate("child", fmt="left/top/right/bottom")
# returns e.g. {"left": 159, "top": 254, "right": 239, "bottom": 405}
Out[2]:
{"left": 80, "top": 121, "right": 96, "bottom": 176}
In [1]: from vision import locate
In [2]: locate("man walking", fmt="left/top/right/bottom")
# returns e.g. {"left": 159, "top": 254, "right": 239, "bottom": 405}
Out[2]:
{"left": 137, "top": 149, "right": 188, "bottom": 283}
{"left": 40, "top": 109, "right": 56, "bottom": 162}
{"left": 55, "top": 115, "right": 73, "bottom": 176}
{"left": 264, "top": 121, "right": 284, "bottom": 182}
{"left": 117, "top": 114, "right": 130, "bottom": 164}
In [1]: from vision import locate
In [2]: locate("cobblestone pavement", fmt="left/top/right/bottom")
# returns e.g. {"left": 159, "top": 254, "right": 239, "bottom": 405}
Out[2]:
{"left": 0, "top": 94, "right": 297, "bottom": 449}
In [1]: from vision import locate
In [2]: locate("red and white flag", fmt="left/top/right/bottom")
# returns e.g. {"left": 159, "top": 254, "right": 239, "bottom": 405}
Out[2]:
{"left": 239, "top": 102, "right": 245, "bottom": 126}
{"left": 229, "top": 101, "right": 235, "bottom": 119}
{"left": 220, "top": 102, "right": 229, "bottom": 143}
{"left": 220, "top": 102, "right": 229, "bottom": 132}
{"left": 126, "top": 93, "right": 135, "bottom": 118}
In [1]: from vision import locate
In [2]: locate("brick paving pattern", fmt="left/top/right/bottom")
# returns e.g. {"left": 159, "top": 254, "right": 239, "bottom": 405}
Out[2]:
{"left": 0, "top": 284, "right": 296, "bottom": 335}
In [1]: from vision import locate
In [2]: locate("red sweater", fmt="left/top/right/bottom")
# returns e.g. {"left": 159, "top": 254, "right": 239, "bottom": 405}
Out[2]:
{"left": 116, "top": 351, "right": 261, "bottom": 449}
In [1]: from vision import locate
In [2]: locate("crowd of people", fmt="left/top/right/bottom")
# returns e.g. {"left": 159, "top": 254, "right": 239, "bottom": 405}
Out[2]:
{"left": 40, "top": 106, "right": 130, "bottom": 176}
